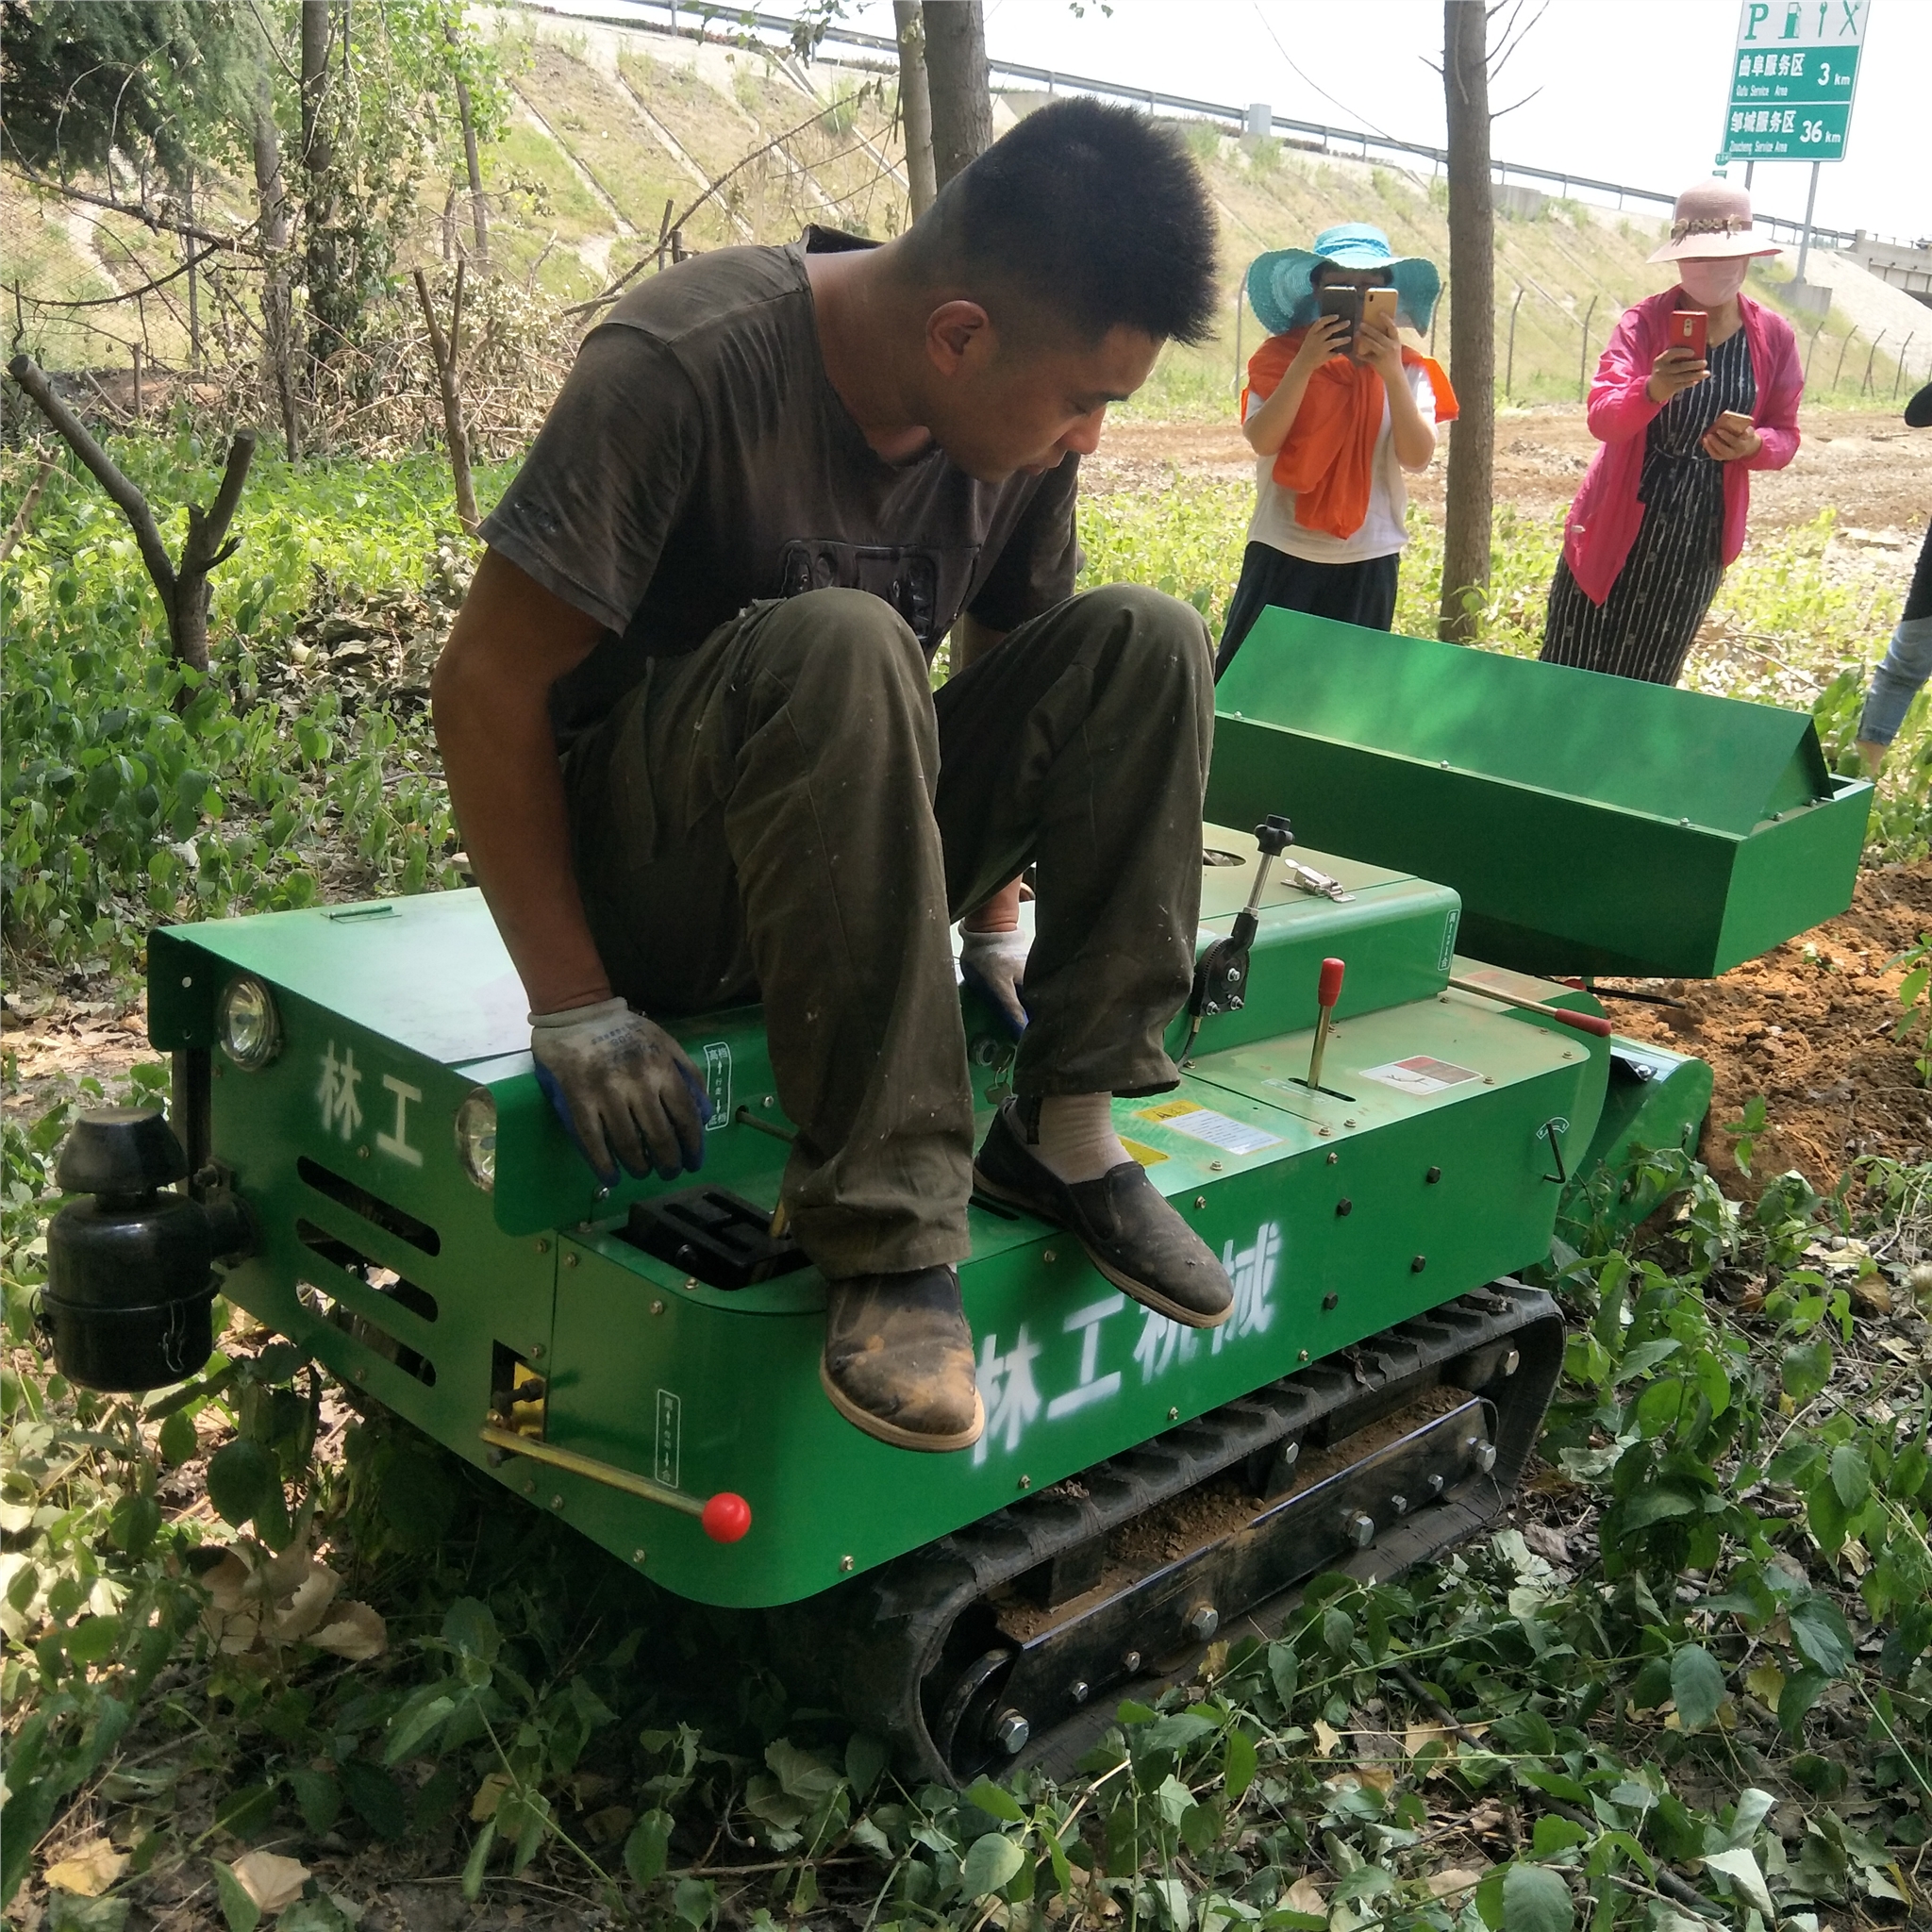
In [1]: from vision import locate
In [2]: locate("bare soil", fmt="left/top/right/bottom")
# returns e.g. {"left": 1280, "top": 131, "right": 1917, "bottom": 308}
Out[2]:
{"left": 1088, "top": 405, "right": 1932, "bottom": 536}
{"left": 1605, "top": 860, "right": 1932, "bottom": 1199}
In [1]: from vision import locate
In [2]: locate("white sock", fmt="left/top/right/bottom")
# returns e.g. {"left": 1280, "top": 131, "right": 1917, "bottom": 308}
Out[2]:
{"left": 1029, "top": 1094, "right": 1130, "bottom": 1185}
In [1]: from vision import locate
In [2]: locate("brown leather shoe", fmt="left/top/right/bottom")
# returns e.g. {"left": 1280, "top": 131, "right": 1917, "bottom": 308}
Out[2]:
{"left": 974, "top": 1102, "right": 1233, "bottom": 1329}
{"left": 820, "top": 1266, "right": 985, "bottom": 1452}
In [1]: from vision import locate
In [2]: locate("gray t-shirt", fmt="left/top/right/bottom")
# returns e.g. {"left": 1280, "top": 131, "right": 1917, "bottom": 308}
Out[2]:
{"left": 481, "top": 229, "right": 1081, "bottom": 739}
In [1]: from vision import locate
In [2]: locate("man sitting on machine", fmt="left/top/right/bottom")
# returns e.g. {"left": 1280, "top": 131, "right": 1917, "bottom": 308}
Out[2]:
{"left": 432, "top": 99, "right": 1234, "bottom": 1455}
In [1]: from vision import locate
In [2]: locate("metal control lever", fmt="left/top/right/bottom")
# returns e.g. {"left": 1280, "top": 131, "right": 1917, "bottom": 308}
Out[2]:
{"left": 1183, "top": 816, "right": 1294, "bottom": 1060}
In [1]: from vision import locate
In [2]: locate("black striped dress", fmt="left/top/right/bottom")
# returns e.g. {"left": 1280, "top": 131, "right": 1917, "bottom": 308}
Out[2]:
{"left": 1540, "top": 325, "right": 1757, "bottom": 685}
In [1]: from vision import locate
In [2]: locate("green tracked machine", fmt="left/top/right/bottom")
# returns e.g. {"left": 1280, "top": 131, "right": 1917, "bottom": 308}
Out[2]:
{"left": 42, "top": 610, "right": 1872, "bottom": 1783}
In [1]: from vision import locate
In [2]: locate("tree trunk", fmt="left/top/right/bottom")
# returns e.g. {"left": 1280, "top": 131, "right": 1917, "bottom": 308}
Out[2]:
{"left": 301, "top": 0, "right": 347, "bottom": 375}
{"left": 447, "top": 11, "right": 491, "bottom": 264}
{"left": 1438, "top": 0, "right": 1493, "bottom": 644}
{"left": 923, "top": 0, "right": 991, "bottom": 192}
{"left": 8, "top": 355, "right": 256, "bottom": 696}
{"left": 251, "top": 47, "right": 300, "bottom": 460}
{"left": 184, "top": 165, "right": 201, "bottom": 375}
{"left": 413, "top": 266, "right": 478, "bottom": 535}
{"left": 892, "top": 1, "right": 937, "bottom": 219}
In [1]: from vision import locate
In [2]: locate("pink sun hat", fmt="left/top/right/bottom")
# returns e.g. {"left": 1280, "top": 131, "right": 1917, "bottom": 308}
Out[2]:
{"left": 1648, "top": 179, "right": 1784, "bottom": 263}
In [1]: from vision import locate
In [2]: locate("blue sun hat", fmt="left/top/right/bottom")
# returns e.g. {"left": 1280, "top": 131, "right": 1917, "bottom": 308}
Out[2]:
{"left": 1247, "top": 224, "right": 1442, "bottom": 337}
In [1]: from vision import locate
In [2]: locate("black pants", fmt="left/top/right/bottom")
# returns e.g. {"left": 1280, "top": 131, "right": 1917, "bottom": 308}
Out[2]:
{"left": 1215, "top": 542, "right": 1400, "bottom": 679}
{"left": 562, "top": 585, "right": 1215, "bottom": 1277}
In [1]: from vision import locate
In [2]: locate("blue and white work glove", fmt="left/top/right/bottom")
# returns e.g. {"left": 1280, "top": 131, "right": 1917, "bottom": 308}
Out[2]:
{"left": 958, "top": 927, "right": 1032, "bottom": 1040}
{"left": 529, "top": 998, "right": 711, "bottom": 1183}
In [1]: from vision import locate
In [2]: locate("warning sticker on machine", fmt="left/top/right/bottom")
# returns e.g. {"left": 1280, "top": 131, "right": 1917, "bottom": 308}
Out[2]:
{"left": 1134, "top": 1099, "right": 1282, "bottom": 1156}
{"left": 1119, "top": 1138, "right": 1169, "bottom": 1167}
{"left": 1358, "top": 1056, "right": 1483, "bottom": 1096}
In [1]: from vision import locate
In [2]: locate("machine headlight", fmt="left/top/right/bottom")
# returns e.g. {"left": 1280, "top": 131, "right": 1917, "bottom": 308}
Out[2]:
{"left": 455, "top": 1089, "right": 497, "bottom": 1192}
{"left": 217, "top": 974, "right": 281, "bottom": 1070}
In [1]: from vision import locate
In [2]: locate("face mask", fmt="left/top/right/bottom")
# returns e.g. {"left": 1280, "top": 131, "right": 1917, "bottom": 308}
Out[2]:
{"left": 1678, "top": 258, "right": 1749, "bottom": 307}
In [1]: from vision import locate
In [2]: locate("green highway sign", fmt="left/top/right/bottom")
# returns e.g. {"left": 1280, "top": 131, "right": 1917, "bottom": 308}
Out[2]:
{"left": 1720, "top": 0, "right": 1868, "bottom": 163}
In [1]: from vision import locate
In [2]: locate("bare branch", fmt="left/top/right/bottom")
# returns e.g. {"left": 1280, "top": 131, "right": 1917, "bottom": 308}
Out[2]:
{"left": 1491, "top": 85, "right": 1544, "bottom": 120}
{"left": 413, "top": 266, "right": 478, "bottom": 535}
{"left": 21, "top": 241, "right": 230, "bottom": 311}
{"left": 6, "top": 354, "right": 176, "bottom": 602}
{"left": 180, "top": 433, "right": 258, "bottom": 581}
{"left": 0, "top": 456, "right": 57, "bottom": 565}
{"left": 2, "top": 165, "right": 259, "bottom": 251}
{"left": 565, "top": 101, "right": 874, "bottom": 321}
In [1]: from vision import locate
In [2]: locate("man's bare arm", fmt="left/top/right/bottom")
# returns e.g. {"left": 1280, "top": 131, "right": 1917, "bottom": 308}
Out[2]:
{"left": 432, "top": 549, "right": 610, "bottom": 1014}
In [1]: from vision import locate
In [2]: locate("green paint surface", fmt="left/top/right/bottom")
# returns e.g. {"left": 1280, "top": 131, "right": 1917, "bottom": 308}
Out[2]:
{"left": 159, "top": 858, "right": 1607, "bottom": 1608}
{"left": 1208, "top": 608, "right": 1871, "bottom": 978}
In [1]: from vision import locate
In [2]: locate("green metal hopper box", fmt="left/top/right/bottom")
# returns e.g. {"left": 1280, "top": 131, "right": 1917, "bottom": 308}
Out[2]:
{"left": 1207, "top": 609, "right": 1873, "bottom": 979}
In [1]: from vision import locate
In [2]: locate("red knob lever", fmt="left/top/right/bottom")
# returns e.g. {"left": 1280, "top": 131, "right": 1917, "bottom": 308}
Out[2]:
{"left": 1318, "top": 958, "right": 1345, "bottom": 1009}
{"left": 701, "top": 1492, "right": 753, "bottom": 1543}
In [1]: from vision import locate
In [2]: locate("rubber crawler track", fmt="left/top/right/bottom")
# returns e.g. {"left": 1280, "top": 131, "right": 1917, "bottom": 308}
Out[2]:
{"left": 775, "top": 1285, "right": 1564, "bottom": 1783}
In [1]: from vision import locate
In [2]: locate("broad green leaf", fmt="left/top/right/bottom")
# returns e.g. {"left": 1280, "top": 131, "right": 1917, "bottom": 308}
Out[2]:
{"left": 286, "top": 1768, "right": 340, "bottom": 1834}
{"left": 845, "top": 1732, "right": 889, "bottom": 1796}
{"left": 441, "top": 1597, "right": 499, "bottom": 1664}
{"left": 672, "top": 1877, "right": 717, "bottom": 1929}
{"left": 1322, "top": 1607, "right": 1354, "bottom": 1657}
{"left": 1777, "top": 1667, "right": 1830, "bottom": 1734}
{"left": 384, "top": 1692, "right": 457, "bottom": 1767}
{"left": 1781, "top": 1339, "right": 1834, "bottom": 1405}
{"left": 338, "top": 1760, "right": 408, "bottom": 1840}
{"left": 1530, "top": 1814, "right": 1590, "bottom": 1857}
{"left": 1788, "top": 1593, "right": 1855, "bottom": 1675}
{"left": 211, "top": 1785, "right": 275, "bottom": 1840}
{"left": 1139, "top": 1711, "right": 1219, "bottom": 1755}
{"left": 211, "top": 1862, "right": 262, "bottom": 1932}
{"left": 1700, "top": 1847, "right": 1773, "bottom": 1916}
{"left": 1724, "top": 1787, "right": 1777, "bottom": 1848}
{"left": 1612, "top": 1486, "right": 1700, "bottom": 1534}
{"left": 1669, "top": 1645, "right": 1726, "bottom": 1730}
{"left": 624, "top": 1808, "right": 673, "bottom": 1888}
{"left": 158, "top": 1407, "right": 199, "bottom": 1466}
{"left": 206, "top": 1439, "right": 278, "bottom": 1529}
{"left": 961, "top": 1832, "right": 1026, "bottom": 1899}
{"left": 461, "top": 1822, "right": 495, "bottom": 1902}
{"left": 1224, "top": 1725, "right": 1257, "bottom": 1802}
{"left": 965, "top": 1775, "right": 1026, "bottom": 1824}
{"left": 1491, "top": 1709, "right": 1556, "bottom": 1758}
{"left": 1612, "top": 1339, "right": 1680, "bottom": 1385}
{"left": 764, "top": 1738, "right": 841, "bottom": 1802}
{"left": 1830, "top": 1444, "right": 1872, "bottom": 1509}
{"left": 1267, "top": 1641, "right": 1297, "bottom": 1707}
{"left": 1501, "top": 1861, "right": 1574, "bottom": 1932}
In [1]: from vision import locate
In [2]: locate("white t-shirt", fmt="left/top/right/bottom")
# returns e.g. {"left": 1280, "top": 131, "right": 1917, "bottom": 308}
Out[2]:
{"left": 1243, "top": 361, "right": 1436, "bottom": 564}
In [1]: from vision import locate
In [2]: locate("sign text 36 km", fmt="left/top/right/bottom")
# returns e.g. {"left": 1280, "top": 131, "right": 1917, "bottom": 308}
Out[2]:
{"left": 1721, "top": 0, "right": 1868, "bottom": 164}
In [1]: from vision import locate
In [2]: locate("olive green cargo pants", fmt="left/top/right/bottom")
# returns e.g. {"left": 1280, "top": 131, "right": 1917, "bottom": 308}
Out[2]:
{"left": 563, "top": 584, "right": 1214, "bottom": 1278}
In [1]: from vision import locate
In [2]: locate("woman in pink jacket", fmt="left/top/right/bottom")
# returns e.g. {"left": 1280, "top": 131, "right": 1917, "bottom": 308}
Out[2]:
{"left": 1541, "top": 180, "right": 1802, "bottom": 684}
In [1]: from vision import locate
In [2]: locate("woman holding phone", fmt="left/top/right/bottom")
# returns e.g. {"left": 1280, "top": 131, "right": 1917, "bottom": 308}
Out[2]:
{"left": 1216, "top": 225, "right": 1455, "bottom": 676}
{"left": 1540, "top": 179, "right": 1801, "bottom": 684}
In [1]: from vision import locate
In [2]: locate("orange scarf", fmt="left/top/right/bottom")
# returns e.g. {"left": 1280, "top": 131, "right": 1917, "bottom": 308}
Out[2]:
{"left": 1244, "top": 331, "right": 1459, "bottom": 540}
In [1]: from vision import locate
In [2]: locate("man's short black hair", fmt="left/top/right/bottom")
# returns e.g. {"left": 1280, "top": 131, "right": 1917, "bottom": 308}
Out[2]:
{"left": 905, "top": 97, "right": 1220, "bottom": 347}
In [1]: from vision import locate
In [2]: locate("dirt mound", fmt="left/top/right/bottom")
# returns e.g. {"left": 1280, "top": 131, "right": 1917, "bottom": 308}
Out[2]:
{"left": 1604, "top": 861, "right": 1932, "bottom": 1195}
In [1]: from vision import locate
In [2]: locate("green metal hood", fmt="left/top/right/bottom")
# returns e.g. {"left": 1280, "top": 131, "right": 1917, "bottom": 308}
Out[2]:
{"left": 1207, "top": 609, "right": 1872, "bottom": 979}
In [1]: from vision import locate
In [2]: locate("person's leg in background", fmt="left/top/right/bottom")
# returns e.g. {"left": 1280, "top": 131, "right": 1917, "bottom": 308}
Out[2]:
{"left": 1857, "top": 521, "right": 1932, "bottom": 774}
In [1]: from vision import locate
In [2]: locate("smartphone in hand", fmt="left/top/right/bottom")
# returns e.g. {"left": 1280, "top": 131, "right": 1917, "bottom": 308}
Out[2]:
{"left": 1361, "top": 287, "right": 1399, "bottom": 333}
{"left": 1317, "top": 284, "right": 1362, "bottom": 344}
{"left": 1668, "top": 308, "right": 1708, "bottom": 358}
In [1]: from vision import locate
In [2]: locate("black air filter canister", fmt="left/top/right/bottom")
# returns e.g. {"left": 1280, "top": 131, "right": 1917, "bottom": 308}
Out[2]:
{"left": 42, "top": 1108, "right": 226, "bottom": 1392}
